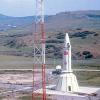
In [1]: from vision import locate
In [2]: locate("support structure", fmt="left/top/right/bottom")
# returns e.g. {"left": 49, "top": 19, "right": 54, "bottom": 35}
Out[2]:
{"left": 32, "top": 0, "right": 46, "bottom": 100}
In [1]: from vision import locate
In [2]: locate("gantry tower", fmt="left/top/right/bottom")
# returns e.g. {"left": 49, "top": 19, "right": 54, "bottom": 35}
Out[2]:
{"left": 32, "top": 0, "right": 46, "bottom": 100}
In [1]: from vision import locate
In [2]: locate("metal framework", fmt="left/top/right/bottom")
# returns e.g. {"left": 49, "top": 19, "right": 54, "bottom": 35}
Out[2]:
{"left": 32, "top": 0, "right": 46, "bottom": 100}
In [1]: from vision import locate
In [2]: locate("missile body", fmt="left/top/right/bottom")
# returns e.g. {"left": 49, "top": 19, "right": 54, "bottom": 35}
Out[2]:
{"left": 56, "top": 33, "right": 79, "bottom": 92}
{"left": 63, "top": 33, "right": 72, "bottom": 72}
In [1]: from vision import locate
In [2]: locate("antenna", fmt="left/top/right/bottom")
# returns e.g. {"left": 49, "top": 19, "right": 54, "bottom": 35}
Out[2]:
{"left": 32, "top": 0, "right": 46, "bottom": 100}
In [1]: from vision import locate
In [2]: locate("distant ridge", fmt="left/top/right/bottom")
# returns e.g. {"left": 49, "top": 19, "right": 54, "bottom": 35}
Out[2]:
{"left": 0, "top": 10, "right": 100, "bottom": 33}
{"left": 0, "top": 14, "right": 10, "bottom": 19}
{"left": 1, "top": 10, "right": 100, "bottom": 17}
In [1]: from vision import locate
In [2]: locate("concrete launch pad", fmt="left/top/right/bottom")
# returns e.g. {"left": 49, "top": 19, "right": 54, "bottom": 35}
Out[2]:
{"left": 35, "top": 86, "right": 100, "bottom": 100}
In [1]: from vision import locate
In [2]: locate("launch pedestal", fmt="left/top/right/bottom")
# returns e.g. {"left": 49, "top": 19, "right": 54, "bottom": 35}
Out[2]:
{"left": 56, "top": 72, "right": 79, "bottom": 92}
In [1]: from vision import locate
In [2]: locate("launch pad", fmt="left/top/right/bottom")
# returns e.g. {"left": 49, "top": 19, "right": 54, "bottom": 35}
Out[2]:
{"left": 34, "top": 86, "right": 100, "bottom": 100}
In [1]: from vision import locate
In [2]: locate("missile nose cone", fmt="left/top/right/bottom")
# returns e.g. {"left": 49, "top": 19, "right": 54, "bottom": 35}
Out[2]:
{"left": 65, "top": 33, "right": 70, "bottom": 43}
{"left": 65, "top": 33, "right": 70, "bottom": 48}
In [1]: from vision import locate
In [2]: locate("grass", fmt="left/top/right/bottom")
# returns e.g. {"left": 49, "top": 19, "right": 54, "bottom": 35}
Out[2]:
{"left": 72, "top": 59, "right": 100, "bottom": 69}
{"left": 74, "top": 71, "right": 100, "bottom": 86}
{"left": 19, "top": 95, "right": 32, "bottom": 100}
{"left": 0, "top": 55, "right": 62, "bottom": 69}
{"left": 0, "top": 54, "right": 100, "bottom": 69}
{"left": 19, "top": 95, "right": 53, "bottom": 100}
{"left": 0, "top": 46, "right": 17, "bottom": 51}
{"left": 0, "top": 55, "right": 33, "bottom": 69}
{"left": 0, "top": 55, "right": 32, "bottom": 61}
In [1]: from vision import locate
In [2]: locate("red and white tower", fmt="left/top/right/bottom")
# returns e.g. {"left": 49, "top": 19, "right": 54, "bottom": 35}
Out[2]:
{"left": 32, "top": 0, "right": 46, "bottom": 100}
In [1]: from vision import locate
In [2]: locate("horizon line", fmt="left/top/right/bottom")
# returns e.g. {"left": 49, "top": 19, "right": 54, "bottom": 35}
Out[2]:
{"left": 0, "top": 9, "right": 100, "bottom": 17}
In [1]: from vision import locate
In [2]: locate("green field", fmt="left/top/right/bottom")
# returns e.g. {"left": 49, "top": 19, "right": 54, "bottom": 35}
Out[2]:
{"left": 0, "top": 55, "right": 100, "bottom": 69}
{"left": 0, "top": 55, "right": 33, "bottom": 69}
{"left": 19, "top": 95, "right": 52, "bottom": 100}
{"left": 74, "top": 71, "right": 100, "bottom": 86}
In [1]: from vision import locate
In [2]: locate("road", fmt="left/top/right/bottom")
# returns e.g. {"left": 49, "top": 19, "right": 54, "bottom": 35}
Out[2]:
{"left": 0, "top": 69, "right": 100, "bottom": 71}
{"left": 73, "top": 69, "right": 100, "bottom": 72}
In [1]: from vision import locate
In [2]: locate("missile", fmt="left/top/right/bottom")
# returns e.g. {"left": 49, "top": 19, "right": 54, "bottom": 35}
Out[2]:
{"left": 56, "top": 33, "right": 79, "bottom": 92}
{"left": 63, "top": 33, "right": 72, "bottom": 72}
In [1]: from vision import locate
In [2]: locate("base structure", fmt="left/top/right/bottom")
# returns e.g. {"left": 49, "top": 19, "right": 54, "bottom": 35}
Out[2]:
{"left": 56, "top": 72, "right": 79, "bottom": 92}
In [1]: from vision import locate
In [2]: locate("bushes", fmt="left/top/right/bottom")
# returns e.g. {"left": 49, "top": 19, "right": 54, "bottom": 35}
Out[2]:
{"left": 56, "top": 33, "right": 65, "bottom": 39}
{"left": 72, "top": 31, "right": 95, "bottom": 38}
{"left": 94, "top": 33, "right": 99, "bottom": 36}
{"left": 46, "top": 39, "right": 63, "bottom": 43}
{"left": 82, "top": 51, "right": 93, "bottom": 59}
{"left": 75, "top": 51, "right": 94, "bottom": 59}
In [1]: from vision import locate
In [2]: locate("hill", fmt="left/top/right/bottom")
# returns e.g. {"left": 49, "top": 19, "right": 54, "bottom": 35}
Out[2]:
{"left": 0, "top": 10, "right": 100, "bottom": 59}
{"left": 0, "top": 10, "right": 100, "bottom": 33}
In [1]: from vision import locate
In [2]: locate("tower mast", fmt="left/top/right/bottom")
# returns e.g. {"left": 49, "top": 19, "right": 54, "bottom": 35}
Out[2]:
{"left": 33, "top": 0, "right": 46, "bottom": 100}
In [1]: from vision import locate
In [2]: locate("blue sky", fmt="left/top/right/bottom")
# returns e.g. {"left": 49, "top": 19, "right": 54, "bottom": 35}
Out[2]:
{"left": 0, "top": 0, "right": 100, "bottom": 17}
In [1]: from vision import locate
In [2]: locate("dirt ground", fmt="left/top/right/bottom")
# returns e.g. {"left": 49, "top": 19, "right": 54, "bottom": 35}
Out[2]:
{"left": 0, "top": 71, "right": 44, "bottom": 100}
{"left": 0, "top": 72, "right": 42, "bottom": 84}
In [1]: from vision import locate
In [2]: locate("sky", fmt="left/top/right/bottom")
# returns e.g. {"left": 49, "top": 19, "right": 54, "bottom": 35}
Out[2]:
{"left": 0, "top": 0, "right": 100, "bottom": 17}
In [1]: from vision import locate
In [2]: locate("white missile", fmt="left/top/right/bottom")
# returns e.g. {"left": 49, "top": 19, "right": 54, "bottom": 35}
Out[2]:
{"left": 63, "top": 33, "right": 72, "bottom": 72}
{"left": 56, "top": 33, "right": 79, "bottom": 92}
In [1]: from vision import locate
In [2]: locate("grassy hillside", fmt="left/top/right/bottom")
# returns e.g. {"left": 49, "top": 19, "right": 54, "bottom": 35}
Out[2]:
{"left": 0, "top": 10, "right": 100, "bottom": 60}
